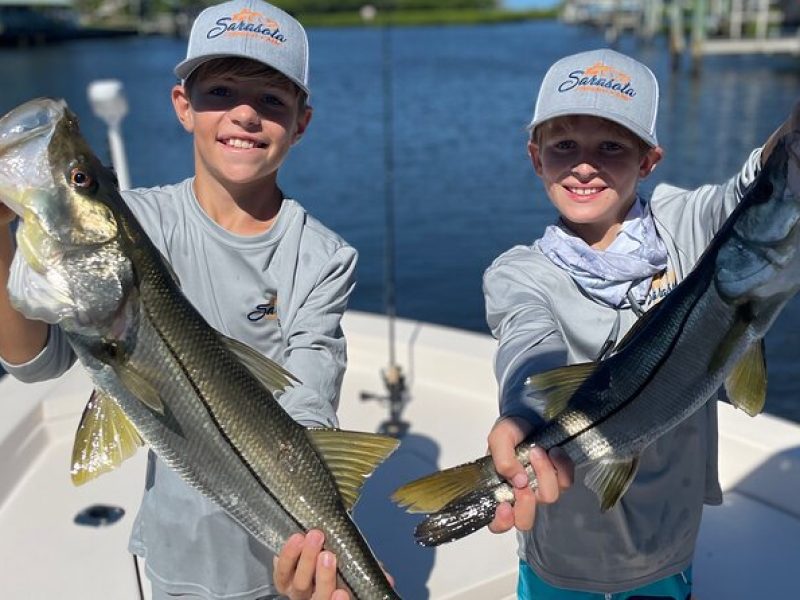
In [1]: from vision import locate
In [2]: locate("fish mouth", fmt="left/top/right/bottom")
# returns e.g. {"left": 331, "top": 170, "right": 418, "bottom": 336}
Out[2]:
{"left": 0, "top": 98, "right": 65, "bottom": 217}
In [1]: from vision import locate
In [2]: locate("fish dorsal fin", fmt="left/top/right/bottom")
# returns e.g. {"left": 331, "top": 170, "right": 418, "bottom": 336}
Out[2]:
{"left": 115, "top": 363, "right": 165, "bottom": 415}
{"left": 220, "top": 334, "right": 301, "bottom": 394}
{"left": 724, "top": 340, "right": 767, "bottom": 417}
{"left": 71, "top": 390, "right": 144, "bottom": 486}
{"left": 307, "top": 428, "right": 400, "bottom": 511}
{"left": 526, "top": 362, "right": 597, "bottom": 420}
{"left": 585, "top": 456, "right": 640, "bottom": 512}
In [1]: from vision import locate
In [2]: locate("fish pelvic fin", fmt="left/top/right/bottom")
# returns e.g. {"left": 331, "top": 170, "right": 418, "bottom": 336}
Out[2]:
{"left": 392, "top": 457, "right": 496, "bottom": 514}
{"left": 220, "top": 333, "right": 301, "bottom": 393}
{"left": 526, "top": 362, "right": 597, "bottom": 420}
{"left": 116, "top": 363, "right": 165, "bottom": 415}
{"left": 307, "top": 428, "right": 399, "bottom": 511}
{"left": 71, "top": 389, "right": 144, "bottom": 486}
{"left": 585, "top": 456, "right": 640, "bottom": 512}
{"left": 724, "top": 340, "right": 767, "bottom": 417}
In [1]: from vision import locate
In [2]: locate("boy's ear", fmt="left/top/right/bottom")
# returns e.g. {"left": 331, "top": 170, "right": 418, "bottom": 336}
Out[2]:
{"left": 172, "top": 84, "right": 195, "bottom": 133}
{"left": 639, "top": 145, "right": 664, "bottom": 178}
{"left": 291, "top": 107, "right": 313, "bottom": 146}
{"left": 528, "top": 141, "right": 544, "bottom": 175}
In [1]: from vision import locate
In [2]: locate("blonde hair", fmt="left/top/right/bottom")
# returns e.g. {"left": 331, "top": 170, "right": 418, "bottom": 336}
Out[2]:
{"left": 185, "top": 57, "right": 308, "bottom": 112}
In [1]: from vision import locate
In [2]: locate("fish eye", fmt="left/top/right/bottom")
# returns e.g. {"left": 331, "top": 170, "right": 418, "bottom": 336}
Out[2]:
{"left": 69, "top": 167, "right": 97, "bottom": 192}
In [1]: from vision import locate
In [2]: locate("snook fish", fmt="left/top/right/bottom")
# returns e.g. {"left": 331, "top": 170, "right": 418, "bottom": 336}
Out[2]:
{"left": 0, "top": 98, "right": 400, "bottom": 600}
{"left": 393, "top": 128, "right": 800, "bottom": 547}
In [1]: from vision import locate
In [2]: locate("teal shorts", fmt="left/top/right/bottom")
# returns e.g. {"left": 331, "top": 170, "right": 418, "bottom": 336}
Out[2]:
{"left": 518, "top": 561, "right": 692, "bottom": 600}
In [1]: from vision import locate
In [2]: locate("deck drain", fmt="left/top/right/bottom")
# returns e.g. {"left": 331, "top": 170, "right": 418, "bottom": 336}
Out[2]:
{"left": 74, "top": 504, "right": 125, "bottom": 527}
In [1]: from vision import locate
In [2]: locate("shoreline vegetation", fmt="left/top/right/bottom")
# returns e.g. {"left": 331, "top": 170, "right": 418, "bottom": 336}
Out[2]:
{"left": 295, "top": 8, "right": 558, "bottom": 27}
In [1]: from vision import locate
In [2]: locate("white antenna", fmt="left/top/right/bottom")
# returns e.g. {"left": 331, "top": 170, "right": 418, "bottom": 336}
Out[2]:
{"left": 87, "top": 79, "right": 131, "bottom": 190}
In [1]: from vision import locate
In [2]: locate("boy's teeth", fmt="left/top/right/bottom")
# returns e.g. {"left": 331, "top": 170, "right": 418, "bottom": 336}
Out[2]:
{"left": 571, "top": 187, "right": 601, "bottom": 196}
{"left": 226, "top": 138, "right": 256, "bottom": 149}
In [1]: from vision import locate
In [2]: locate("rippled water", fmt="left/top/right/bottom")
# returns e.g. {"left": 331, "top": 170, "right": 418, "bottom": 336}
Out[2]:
{"left": 1, "top": 20, "right": 799, "bottom": 421}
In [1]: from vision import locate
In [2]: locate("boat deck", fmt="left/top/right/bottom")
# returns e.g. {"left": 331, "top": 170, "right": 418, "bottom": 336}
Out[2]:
{"left": 1, "top": 311, "right": 798, "bottom": 599}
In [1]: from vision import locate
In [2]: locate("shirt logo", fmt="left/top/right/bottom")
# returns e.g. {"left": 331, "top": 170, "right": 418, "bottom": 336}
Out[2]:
{"left": 207, "top": 9, "right": 287, "bottom": 46}
{"left": 557, "top": 61, "right": 636, "bottom": 101}
{"left": 248, "top": 294, "right": 279, "bottom": 322}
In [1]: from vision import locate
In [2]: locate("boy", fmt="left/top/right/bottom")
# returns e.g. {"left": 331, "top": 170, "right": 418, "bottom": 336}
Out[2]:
{"left": 0, "top": 1, "right": 356, "bottom": 598}
{"left": 484, "top": 48, "right": 797, "bottom": 599}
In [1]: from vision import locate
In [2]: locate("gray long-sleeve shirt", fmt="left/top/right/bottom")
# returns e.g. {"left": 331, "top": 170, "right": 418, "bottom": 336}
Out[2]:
{"left": 483, "top": 149, "right": 761, "bottom": 593}
{"left": 2, "top": 178, "right": 357, "bottom": 599}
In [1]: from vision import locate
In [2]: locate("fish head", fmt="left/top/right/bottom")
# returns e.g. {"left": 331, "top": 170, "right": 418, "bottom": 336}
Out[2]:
{"left": 716, "top": 129, "right": 800, "bottom": 317}
{"left": 0, "top": 98, "right": 132, "bottom": 329}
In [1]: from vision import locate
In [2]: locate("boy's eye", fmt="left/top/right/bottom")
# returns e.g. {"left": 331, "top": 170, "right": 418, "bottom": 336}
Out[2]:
{"left": 261, "top": 94, "right": 286, "bottom": 107}
{"left": 600, "top": 141, "right": 624, "bottom": 152}
{"left": 208, "top": 86, "right": 232, "bottom": 97}
{"left": 553, "top": 140, "right": 576, "bottom": 151}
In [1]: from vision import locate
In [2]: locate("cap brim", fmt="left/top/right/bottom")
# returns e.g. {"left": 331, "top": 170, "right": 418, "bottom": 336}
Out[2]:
{"left": 530, "top": 108, "right": 658, "bottom": 148}
{"left": 174, "top": 54, "right": 310, "bottom": 96}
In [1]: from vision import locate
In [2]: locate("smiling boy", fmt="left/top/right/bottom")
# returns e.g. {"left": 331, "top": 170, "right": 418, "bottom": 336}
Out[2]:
{"left": 0, "top": 1, "right": 357, "bottom": 599}
{"left": 483, "top": 48, "right": 795, "bottom": 599}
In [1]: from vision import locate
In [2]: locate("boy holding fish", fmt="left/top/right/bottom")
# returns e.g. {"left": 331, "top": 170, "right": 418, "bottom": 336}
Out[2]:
{"left": 480, "top": 49, "right": 799, "bottom": 599}
{"left": 0, "top": 1, "right": 364, "bottom": 598}
{"left": 390, "top": 48, "right": 799, "bottom": 599}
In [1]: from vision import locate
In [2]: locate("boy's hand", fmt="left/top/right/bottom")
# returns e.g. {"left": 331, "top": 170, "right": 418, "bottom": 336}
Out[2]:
{"left": 273, "top": 530, "right": 350, "bottom": 600}
{"left": 0, "top": 201, "right": 16, "bottom": 227}
{"left": 486, "top": 416, "right": 574, "bottom": 534}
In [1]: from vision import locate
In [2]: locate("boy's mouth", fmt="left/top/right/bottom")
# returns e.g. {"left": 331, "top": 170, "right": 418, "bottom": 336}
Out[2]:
{"left": 567, "top": 186, "right": 604, "bottom": 197}
{"left": 221, "top": 137, "right": 267, "bottom": 150}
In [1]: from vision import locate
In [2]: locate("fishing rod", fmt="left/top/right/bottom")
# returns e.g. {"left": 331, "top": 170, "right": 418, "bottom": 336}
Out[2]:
{"left": 359, "top": 3, "right": 409, "bottom": 438}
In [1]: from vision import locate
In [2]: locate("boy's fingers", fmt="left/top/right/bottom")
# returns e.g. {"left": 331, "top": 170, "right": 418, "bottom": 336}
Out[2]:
{"left": 488, "top": 501, "right": 515, "bottom": 534}
{"left": 512, "top": 484, "right": 537, "bottom": 531}
{"left": 311, "top": 551, "right": 337, "bottom": 599}
{"left": 530, "top": 446, "right": 559, "bottom": 504}
{"left": 293, "top": 529, "right": 325, "bottom": 597}
{"left": 273, "top": 533, "right": 305, "bottom": 590}
{"left": 548, "top": 446, "right": 575, "bottom": 491}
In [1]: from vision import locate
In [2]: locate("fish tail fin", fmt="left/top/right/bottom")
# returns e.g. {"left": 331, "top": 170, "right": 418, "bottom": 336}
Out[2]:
{"left": 392, "top": 457, "right": 497, "bottom": 513}
{"left": 413, "top": 488, "right": 501, "bottom": 546}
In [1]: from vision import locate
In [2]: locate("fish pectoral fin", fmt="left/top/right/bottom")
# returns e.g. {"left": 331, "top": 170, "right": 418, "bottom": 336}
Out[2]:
{"left": 526, "top": 362, "right": 596, "bottom": 420}
{"left": 115, "top": 363, "right": 165, "bottom": 415}
{"left": 70, "top": 389, "right": 144, "bottom": 486}
{"left": 724, "top": 340, "right": 767, "bottom": 417}
{"left": 392, "top": 457, "right": 496, "bottom": 514}
{"left": 220, "top": 334, "right": 301, "bottom": 393}
{"left": 307, "top": 428, "right": 400, "bottom": 511}
{"left": 585, "top": 456, "right": 640, "bottom": 512}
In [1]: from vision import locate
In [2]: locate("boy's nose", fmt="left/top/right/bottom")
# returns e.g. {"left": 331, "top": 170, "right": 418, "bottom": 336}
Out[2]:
{"left": 229, "top": 103, "right": 260, "bottom": 129}
{"left": 571, "top": 161, "right": 598, "bottom": 180}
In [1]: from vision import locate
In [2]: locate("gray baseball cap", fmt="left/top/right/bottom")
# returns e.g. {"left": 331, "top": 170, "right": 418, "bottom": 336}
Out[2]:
{"left": 174, "top": 0, "right": 310, "bottom": 96}
{"left": 530, "top": 48, "right": 659, "bottom": 147}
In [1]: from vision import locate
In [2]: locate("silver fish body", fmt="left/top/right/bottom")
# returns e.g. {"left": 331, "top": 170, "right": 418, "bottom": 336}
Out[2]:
{"left": 0, "top": 98, "right": 400, "bottom": 599}
{"left": 394, "top": 129, "right": 800, "bottom": 546}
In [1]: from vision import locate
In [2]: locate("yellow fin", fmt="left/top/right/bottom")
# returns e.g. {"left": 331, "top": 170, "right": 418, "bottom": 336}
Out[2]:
{"left": 724, "top": 341, "right": 767, "bottom": 417}
{"left": 392, "top": 458, "right": 493, "bottom": 514}
{"left": 585, "top": 456, "right": 640, "bottom": 512}
{"left": 526, "top": 362, "right": 597, "bottom": 420}
{"left": 308, "top": 429, "right": 399, "bottom": 511}
{"left": 220, "top": 334, "right": 301, "bottom": 393}
{"left": 70, "top": 390, "right": 144, "bottom": 486}
{"left": 116, "top": 363, "right": 165, "bottom": 415}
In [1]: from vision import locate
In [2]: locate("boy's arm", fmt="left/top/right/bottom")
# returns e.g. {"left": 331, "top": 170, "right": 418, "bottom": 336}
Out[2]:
{"left": 0, "top": 215, "right": 76, "bottom": 381}
{"left": 0, "top": 218, "right": 48, "bottom": 364}
{"left": 277, "top": 245, "right": 357, "bottom": 428}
